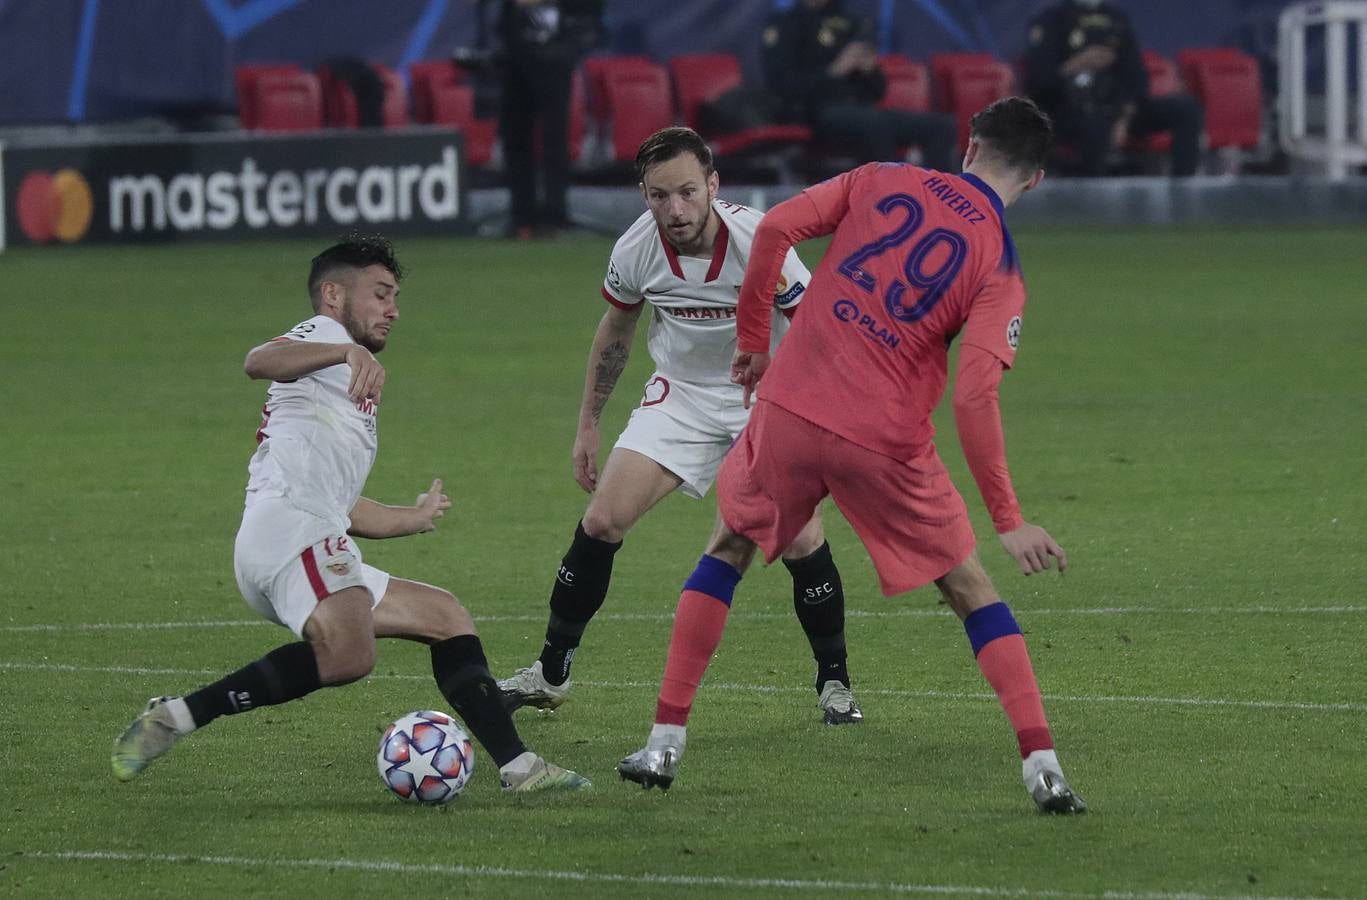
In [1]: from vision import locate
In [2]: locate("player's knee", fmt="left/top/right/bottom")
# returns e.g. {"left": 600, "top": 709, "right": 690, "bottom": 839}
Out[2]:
{"left": 934, "top": 555, "right": 998, "bottom": 620}
{"left": 315, "top": 633, "right": 377, "bottom": 685}
{"left": 580, "top": 505, "right": 628, "bottom": 543}
{"left": 706, "top": 528, "right": 757, "bottom": 572}
{"left": 432, "top": 589, "right": 476, "bottom": 639}
{"left": 782, "top": 522, "right": 826, "bottom": 559}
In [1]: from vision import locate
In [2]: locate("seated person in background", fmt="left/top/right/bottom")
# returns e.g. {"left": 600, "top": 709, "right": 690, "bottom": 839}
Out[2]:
{"left": 1025, "top": 0, "right": 1203, "bottom": 176}
{"left": 762, "top": 0, "right": 958, "bottom": 171}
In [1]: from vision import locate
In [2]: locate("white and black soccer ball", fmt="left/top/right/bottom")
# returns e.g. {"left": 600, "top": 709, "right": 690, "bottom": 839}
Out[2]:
{"left": 377, "top": 710, "right": 475, "bottom": 804}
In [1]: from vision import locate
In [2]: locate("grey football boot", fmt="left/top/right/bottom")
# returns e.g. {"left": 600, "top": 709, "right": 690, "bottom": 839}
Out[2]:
{"left": 1028, "top": 768, "right": 1088, "bottom": 814}
{"left": 618, "top": 740, "right": 683, "bottom": 791}
{"left": 817, "top": 680, "right": 864, "bottom": 725}
{"left": 496, "top": 660, "right": 571, "bottom": 712}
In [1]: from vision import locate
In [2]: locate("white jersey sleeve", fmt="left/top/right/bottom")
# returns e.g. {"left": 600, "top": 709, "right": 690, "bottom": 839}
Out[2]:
{"left": 774, "top": 245, "right": 811, "bottom": 312}
{"left": 602, "top": 228, "right": 647, "bottom": 310}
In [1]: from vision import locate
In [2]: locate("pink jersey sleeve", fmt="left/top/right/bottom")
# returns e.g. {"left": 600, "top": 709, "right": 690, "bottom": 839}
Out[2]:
{"left": 953, "top": 344, "right": 1024, "bottom": 533}
{"left": 959, "top": 263, "right": 1026, "bottom": 368}
{"left": 736, "top": 166, "right": 870, "bottom": 353}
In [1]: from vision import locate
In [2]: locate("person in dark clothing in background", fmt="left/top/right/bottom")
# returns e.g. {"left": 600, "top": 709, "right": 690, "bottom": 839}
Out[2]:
{"left": 1024, "top": 0, "right": 1203, "bottom": 176}
{"left": 499, "top": 0, "right": 602, "bottom": 238}
{"left": 761, "top": 0, "right": 958, "bottom": 171}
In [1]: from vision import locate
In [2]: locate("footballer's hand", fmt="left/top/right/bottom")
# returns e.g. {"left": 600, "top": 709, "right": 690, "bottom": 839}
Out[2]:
{"left": 730, "top": 350, "right": 771, "bottom": 409}
{"left": 999, "top": 522, "right": 1067, "bottom": 575}
{"left": 572, "top": 427, "right": 601, "bottom": 493}
{"left": 412, "top": 478, "right": 452, "bottom": 533}
{"left": 345, "top": 345, "right": 385, "bottom": 404}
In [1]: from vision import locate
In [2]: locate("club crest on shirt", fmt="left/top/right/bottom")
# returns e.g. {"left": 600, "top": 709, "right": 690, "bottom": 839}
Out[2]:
{"left": 641, "top": 375, "right": 671, "bottom": 407}
{"left": 1007, "top": 316, "right": 1022, "bottom": 348}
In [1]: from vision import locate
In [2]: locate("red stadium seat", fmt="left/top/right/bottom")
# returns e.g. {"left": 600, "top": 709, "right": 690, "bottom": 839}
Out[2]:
{"left": 929, "top": 53, "right": 1015, "bottom": 151}
{"left": 669, "top": 53, "right": 811, "bottom": 157}
{"left": 426, "top": 81, "right": 497, "bottom": 167}
{"left": 235, "top": 63, "right": 306, "bottom": 129}
{"left": 409, "top": 60, "right": 463, "bottom": 123}
{"left": 592, "top": 58, "right": 674, "bottom": 162}
{"left": 1131, "top": 50, "right": 1182, "bottom": 154}
{"left": 410, "top": 60, "right": 497, "bottom": 167}
{"left": 583, "top": 55, "right": 654, "bottom": 124}
{"left": 319, "top": 62, "right": 409, "bottom": 129}
{"left": 877, "top": 54, "right": 931, "bottom": 112}
{"left": 1177, "top": 48, "right": 1262, "bottom": 149}
{"left": 253, "top": 69, "right": 323, "bottom": 132}
{"left": 568, "top": 67, "right": 588, "bottom": 162}
{"left": 1144, "top": 50, "right": 1182, "bottom": 97}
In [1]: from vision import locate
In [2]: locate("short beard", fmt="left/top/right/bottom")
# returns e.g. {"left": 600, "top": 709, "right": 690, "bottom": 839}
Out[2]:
{"left": 341, "top": 299, "right": 386, "bottom": 353}
{"left": 670, "top": 207, "right": 714, "bottom": 256}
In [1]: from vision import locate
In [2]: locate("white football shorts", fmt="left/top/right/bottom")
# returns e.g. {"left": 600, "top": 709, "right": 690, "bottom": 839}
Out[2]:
{"left": 234, "top": 496, "right": 391, "bottom": 637}
{"left": 612, "top": 374, "right": 750, "bottom": 499}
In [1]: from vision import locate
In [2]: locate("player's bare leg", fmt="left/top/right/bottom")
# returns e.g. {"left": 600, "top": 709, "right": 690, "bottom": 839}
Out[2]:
{"left": 619, "top": 525, "right": 758, "bottom": 790}
{"left": 500, "top": 448, "right": 682, "bottom": 711}
{"left": 375, "top": 579, "right": 589, "bottom": 792}
{"left": 778, "top": 510, "right": 862, "bottom": 724}
{"left": 112, "top": 587, "right": 375, "bottom": 781}
{"left": 936, "top": 553, "right": 1085, "bottom": 814}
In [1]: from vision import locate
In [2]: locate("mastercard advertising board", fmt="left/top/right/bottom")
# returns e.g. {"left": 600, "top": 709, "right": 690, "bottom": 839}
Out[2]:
{"left": 0, "top": 130, "right": 468, "bottom": 249}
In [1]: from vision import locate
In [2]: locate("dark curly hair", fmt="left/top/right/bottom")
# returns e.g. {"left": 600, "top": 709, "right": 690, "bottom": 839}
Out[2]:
{"left": 307, "top": 234, "right": 404, "bottom": 312}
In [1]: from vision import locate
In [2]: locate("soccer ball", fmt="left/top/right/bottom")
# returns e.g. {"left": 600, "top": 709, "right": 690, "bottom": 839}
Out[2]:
{"left": 377, "top": 710, "right": 475, "bottom": 804}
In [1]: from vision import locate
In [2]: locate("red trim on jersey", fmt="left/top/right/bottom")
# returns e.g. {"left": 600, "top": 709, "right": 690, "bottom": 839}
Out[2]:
{"left": 656, "top": 226, "right": 686, "bottom": 278}
{"left": 300, "top": 547, "right": 329, "bottom": 601}
{"left": 255, "top": 403, "right": 271, "bottom": 445}
{"left": 704, "top": 219, "right": 730, "bottom": 283}
{"left": 641, "top": 375, "right": 670, "bottom": 406}
{"left": 601, "top": 286, "right": 637, "bottom": 311}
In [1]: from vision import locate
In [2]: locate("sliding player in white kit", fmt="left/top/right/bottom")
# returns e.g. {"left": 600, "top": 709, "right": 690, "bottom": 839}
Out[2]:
{"left": 498, "top": 128, "right": 864, "bottom": 725}
{"left": 112, "top": 237, "right": 589, "bottom": 794}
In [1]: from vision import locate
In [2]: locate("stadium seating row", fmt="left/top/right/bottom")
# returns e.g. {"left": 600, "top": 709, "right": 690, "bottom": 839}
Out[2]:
{"left": 233, "top": 48, "right": 1261, "bottom": 168}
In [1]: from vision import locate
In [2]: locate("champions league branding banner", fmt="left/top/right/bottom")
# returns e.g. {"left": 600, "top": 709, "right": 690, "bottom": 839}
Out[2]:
{"left": 0, "top": 130, "right": 467, "bottom": 249}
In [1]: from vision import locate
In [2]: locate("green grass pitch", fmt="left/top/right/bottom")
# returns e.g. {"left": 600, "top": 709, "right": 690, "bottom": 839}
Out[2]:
{"left": 2, "top": 227, "right": 1364, "bottom": 898}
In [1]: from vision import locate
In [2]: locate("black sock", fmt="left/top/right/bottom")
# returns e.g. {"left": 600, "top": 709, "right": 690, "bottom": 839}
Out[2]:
{"left": 183, "top": 641, "right": 321, "bottom": 728}
{"left": 537, "top": 520, "right": 622, "bottom": 685}
{"left": 432, "top": 634, "right": 527, "bottom": 768}
{"left": 783, "top": 542, "right": 851, "bottom": 692}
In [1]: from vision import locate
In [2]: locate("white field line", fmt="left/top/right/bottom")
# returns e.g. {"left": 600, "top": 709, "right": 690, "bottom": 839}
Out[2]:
{"left": 3, "top": 605, "right": 1365, "bottom": 633}
{"left": 21, "top": 850, "right": 1351, "bottom": 900}
{"left": 2, "top": 660, "right": 1363, "bottom": 714}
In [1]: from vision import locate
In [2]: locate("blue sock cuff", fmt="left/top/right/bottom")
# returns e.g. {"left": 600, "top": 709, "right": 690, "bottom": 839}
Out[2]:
{"left": 683, "top": 555, "right": 743, "bottom": 607}
{"left": 963, "top": 601, "right": 1021, "bottom": 656}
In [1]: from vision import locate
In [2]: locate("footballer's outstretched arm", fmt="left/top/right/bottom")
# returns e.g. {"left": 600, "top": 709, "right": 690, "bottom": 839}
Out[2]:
{"left": 347, "top": 480, "right": 451, "bottom": 539}
{"left": 244, "top": 338, "right": 385, "bottom": 403}
{"left": 953, "top": 345, "right": 1066, "bottom": 576}
{"left": 571, "top": 303, "right": 643, "bottom": 492}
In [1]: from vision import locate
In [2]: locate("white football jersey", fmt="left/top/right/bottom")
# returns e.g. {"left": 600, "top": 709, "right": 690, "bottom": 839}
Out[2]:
{"left": 602, "top": 199, "right": 810, "bottom": 388}
{"left": 244, "top": 315, "right": 378, "bottom": 524}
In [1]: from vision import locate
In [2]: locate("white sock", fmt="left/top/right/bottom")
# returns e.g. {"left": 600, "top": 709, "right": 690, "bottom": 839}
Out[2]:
{"left": 1022, "top": 748, "right": 1061, "bottom": 786}
{"left": 163, "top": 697, "right": 197, "bottom": 734}
{"left": 499, "top": 751, "right": 539, "bottom": 779}
{"left": 648, "top": 723, "right": 686, "bottom": 751}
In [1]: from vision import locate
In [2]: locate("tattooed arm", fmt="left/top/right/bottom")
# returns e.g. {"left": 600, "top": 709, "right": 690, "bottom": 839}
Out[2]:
{"left": 571, "top": 303, "right": 644, "bottom": 492}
